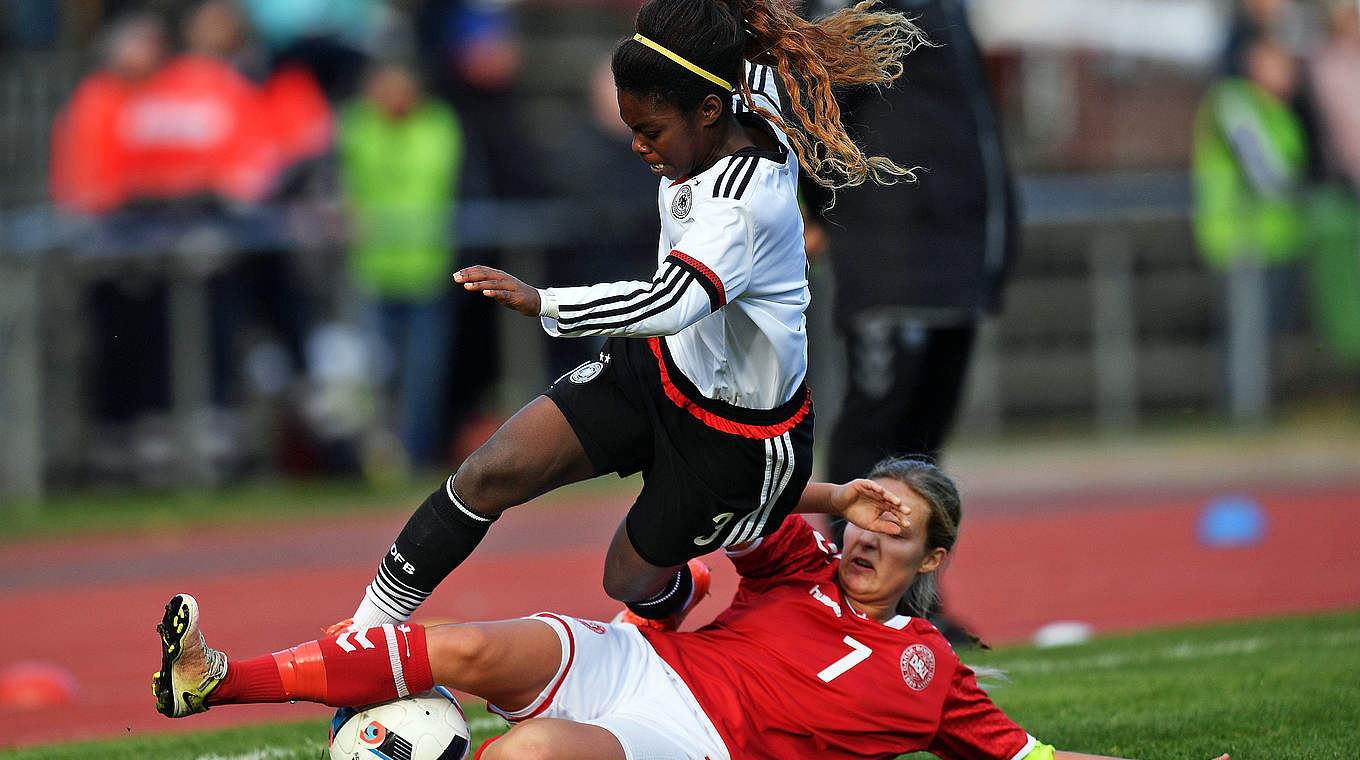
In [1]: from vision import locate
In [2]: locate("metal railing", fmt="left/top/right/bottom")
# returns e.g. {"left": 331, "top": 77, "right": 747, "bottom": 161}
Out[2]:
{"left": 3, "top": 171, "right": 1303, "bottom": 502}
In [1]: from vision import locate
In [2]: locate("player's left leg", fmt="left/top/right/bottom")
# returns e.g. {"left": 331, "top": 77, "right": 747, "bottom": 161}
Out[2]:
{"left": 603, "top": 523, "right": 710, "bottom": 630}
{"left": 349, "top": 396, "right": 598, "bottom": 630}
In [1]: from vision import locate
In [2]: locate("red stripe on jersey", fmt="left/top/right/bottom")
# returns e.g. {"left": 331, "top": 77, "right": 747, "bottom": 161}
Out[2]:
{"left": 518, "top": 613, "right": 576, "bottom": 721}
{"left": 667, "top": 250, "right": 726, "bottom": 307}
{"left": 647, "top": 337, "right": 811, "bottom": 439}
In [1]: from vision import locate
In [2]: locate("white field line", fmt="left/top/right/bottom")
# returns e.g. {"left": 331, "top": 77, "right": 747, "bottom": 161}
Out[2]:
{"left": 192, "top": 748, "right": 319, "bottom": 760}
{"left": 469, "top": 714, "right": 511, "bottom": 733}
{"left": 185, "top": 713, "right": 510, "bottom": 760}
{"left": 995, "top": 626, "right": 1360, "bottom": 676}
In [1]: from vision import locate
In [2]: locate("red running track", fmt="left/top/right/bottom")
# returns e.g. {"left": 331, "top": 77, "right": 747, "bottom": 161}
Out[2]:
{"left": 1, "top": 483, "right": 1358, "bottom": 749}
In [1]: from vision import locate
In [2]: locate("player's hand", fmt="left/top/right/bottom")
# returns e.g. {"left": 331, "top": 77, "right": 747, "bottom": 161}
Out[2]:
{"left": 454, "top": 266, "right": 541, "bottom": 316}
{"left": 831, "top": 478, "right": 908, "bottom": 536}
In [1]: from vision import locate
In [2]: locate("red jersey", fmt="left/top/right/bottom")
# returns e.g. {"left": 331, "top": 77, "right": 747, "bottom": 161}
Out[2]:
{"left": 639, "top": 517, "right": 1034, "bottom": 760}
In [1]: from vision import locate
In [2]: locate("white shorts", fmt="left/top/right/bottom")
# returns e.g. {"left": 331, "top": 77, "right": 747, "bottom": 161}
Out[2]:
{"left": 488, "top": 613, "right": 731, "bottom": 760}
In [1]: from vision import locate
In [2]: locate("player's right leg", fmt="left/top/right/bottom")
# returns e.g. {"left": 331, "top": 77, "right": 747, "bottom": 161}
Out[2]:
{"left": 153, "top": 595, "right": 569, "bottom": 716}
{"left": 153, "top": 593, "right": 226, "bottom": 718}
{"left": 349, "top": 396, "right": 596, "bottom": 630}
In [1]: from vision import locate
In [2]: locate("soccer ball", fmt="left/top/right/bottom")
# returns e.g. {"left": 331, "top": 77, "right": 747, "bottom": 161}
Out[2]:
{"left": 329, "top": 687, "right": 471, "bottom": 760}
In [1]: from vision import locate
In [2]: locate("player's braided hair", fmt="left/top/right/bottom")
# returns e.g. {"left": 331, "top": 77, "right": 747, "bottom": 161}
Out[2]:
{"left": 864, "top": 457, "right": 962, "bottom": 619}
{"left": 611, "top": 0, "right": 928, "bottom": 189}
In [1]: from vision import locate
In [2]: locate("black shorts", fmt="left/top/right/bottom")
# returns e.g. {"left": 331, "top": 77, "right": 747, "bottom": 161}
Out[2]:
{"left": 544, "top": 336, "right": 814, "bottom": 567}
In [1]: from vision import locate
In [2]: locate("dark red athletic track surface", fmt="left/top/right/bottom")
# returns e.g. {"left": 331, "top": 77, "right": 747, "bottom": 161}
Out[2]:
{"left": 2, "top": 481, "right": 1358, "bottom": 749}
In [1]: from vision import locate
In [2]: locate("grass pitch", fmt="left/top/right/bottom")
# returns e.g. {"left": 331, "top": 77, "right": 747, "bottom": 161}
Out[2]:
{"left": 4, "top": 608, "right": 1357, "bottom": 760}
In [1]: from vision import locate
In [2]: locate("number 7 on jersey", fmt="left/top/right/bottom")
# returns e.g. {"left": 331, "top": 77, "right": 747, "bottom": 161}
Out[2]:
{"left": 817, "top": 636, "right": 872, "bottom": 682}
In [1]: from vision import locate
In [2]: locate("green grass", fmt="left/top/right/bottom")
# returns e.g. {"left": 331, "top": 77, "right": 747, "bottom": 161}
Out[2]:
{"left": 0, "top": 710, "right": 514, "bottom": 760}
{"left": 0, "top": 472, "right": 641, "bottom": 542}
{"left": 5, "top": 609, "right": 1357, "bottom": 760}
{"left": 914, "top": 608, "right": 1360, "bottom": 760}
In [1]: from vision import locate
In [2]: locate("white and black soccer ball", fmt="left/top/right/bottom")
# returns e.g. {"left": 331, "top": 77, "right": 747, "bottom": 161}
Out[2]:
{"left": 329, "top": 687, "right": 471, "bottom": 760}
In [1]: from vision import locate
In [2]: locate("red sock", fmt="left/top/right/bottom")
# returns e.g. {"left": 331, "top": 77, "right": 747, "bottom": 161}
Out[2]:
{"left": 210, "top": 624, "right": 434, "bottom": 707}
{"left": 210, "top": 653, "right": 287, "bottom": 704}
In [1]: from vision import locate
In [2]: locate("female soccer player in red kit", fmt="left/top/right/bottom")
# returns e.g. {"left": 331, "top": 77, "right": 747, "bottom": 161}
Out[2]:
{"left": 155, "top": 458, "right": 1230, "bottom": 760}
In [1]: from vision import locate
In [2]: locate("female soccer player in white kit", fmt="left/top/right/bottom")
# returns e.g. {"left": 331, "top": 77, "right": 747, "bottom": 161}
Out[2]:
{"left": 336, "top": 0, "right": 930, "bottom": 634}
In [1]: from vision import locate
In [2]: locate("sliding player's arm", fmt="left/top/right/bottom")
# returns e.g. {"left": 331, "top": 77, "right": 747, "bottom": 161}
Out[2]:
{"left": 795, "top": 480, "right": 908, "bottom": 536}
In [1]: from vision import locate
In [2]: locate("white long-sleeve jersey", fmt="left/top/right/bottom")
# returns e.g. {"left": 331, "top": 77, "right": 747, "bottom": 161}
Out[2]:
{"left": 539, "top": 64, "right": 808, "bottom": 410}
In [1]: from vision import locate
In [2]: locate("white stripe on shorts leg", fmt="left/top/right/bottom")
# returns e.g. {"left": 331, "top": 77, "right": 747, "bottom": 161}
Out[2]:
{"left": 728, "top": 437, "right": 785, "bottom": 546}
{"left": 724, "top": 441, "right": 771, "bottom": 546}
{"left": 724, "top": 510, "right": 757, "bottom": 548}
{"left": 745, "top": 434, "right": 788, "bottom": 541}
{"left": 383, "top": 624, "right": 409, "bottom": 698}
{"left": 752, "top": 433, "right": 794, "bottom": 538}
{"left": 760, "top": 436, "right": 777, "bottom": 507}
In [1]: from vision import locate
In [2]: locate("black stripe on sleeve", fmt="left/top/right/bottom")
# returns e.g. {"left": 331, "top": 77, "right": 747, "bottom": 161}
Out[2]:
{"left": 555, "top": 265, "right": 688, "bottom": 328}
{"left": 558, "top": 271, "right": 699, "bottom": 333}
{"left": 667, "top": 254, "right": 723, "bottom": 312}
{"left": 558, "top": 265, "right": 673, "bottom": 315}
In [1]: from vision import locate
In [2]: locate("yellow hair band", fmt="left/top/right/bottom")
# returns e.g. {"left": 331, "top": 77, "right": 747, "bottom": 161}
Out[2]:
{"left": 633, "top": 33, "right": 733, "bottom": 92}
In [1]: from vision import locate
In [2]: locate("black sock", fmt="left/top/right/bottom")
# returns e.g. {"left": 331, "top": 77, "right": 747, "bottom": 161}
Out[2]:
{"left": 624, "top": 563, "right": 693, "bottom": 620}
{"left": 361, "top": 475, "right": 497, "bottom": 622}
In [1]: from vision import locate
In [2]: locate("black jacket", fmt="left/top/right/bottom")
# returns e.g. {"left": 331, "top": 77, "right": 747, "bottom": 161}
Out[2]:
{"left": 805, "top": 0, "right": 1018, "bottom": 324}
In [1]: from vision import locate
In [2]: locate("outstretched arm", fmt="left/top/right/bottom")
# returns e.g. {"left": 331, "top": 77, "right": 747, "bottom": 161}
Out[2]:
{"left": 455, "top": 261, "right": 720, "bottom": 338}
{"left": 455, "top": 266, "right": 542, "bottom": 316}
{"left": 795, "top": 479, "right": 908, "bottom": 536}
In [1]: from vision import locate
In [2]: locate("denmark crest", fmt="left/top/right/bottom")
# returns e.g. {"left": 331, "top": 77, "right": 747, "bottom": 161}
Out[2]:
{"left": 569, "top": 360, "right": 605, "bottom": 384}
{"left": 671, "top": 184, "right": 693, "bottom": 220}
{"left": 900, "top": 643, "right": 935, "bottom": 690}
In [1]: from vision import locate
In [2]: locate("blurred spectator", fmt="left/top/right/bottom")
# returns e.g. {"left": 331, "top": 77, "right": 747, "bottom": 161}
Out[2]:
{"left": 1193, "top": 37, "right": 1309, "bottom": 279}
{"left": 184, "top": 0, "right": 268, "bottom": 80}
{"left": 415, "top": 0, "right": 545, "bottom": 439}
{"left": 416, "top": 0, "right": 540, "bottom": 201}
{"left": 178, "top": 0, "right": 329, "bottom": 411}
{"left": 338, "top": 62, "right": 465, "bottom": 468}
{"left": 50, "top": 12, "right": 168, "bottom": 215}
{"left": 1305, "top": 0, "right": 1360, "bottom": 363}
{"left": 1192, "top": 35, "right": 1310, "bottom": 420}
{"left": 49, "top": 8, "right": 330, "bottom": 214}
{"left": 1222, "top": 0, "right": 1326, "bottom": 179}
{"left": 236, "top": 0, "right": 380, "bottom": 100}
{"left": 801, "top": 0, "right": 1017, "bottom": 646}
{"left": 542, "top": 57, "right": 659, "bottom": 378}
{"left": 1223, "top": 0, "right": 1321, "bottom": 71}
{"left": 803, "top": 0, "right": 1017, "bottom": 475}
{"left": 49, "top": 6, "right": 334, "bottom": 480}
{"left": 50, "top": 12, "right": 175, "bottom": 446}
{"left": 1310, "top": 0, "right": 1360, "bottom": 186}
